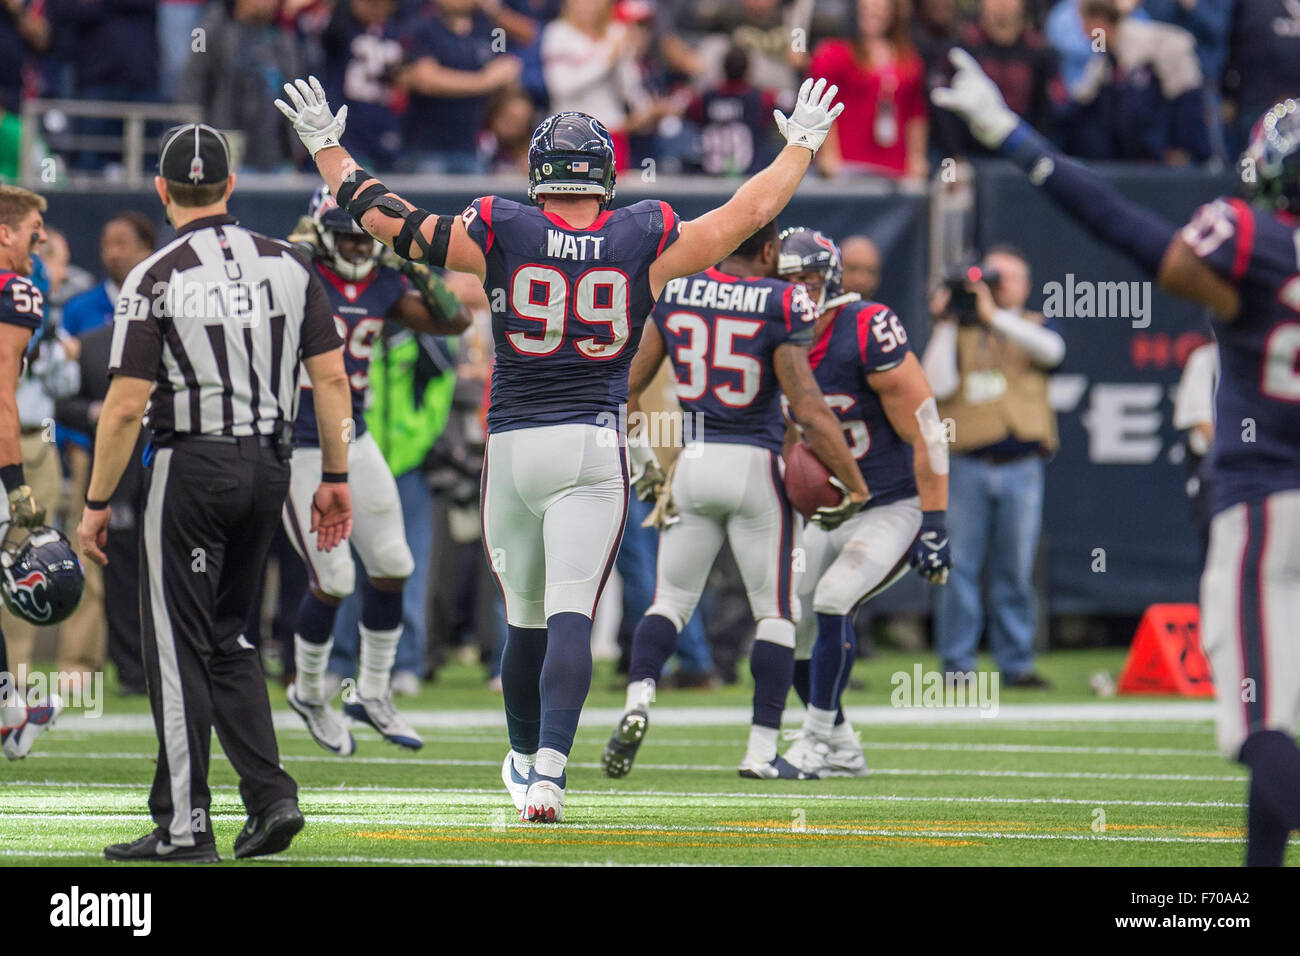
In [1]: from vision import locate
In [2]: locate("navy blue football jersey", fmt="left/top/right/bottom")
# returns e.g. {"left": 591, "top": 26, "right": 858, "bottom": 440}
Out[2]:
{"left": 653, "top": 266, "right": 814, "bottom": 453}
{"left": 1181, "top": 198, "right": 1300, "bottom": 512}
{"left": 462, "top": 196, "right": 681, "bottom": 433}
{"left": 807, "top": 299, "right": 917, "bottom": 505}
{"left": 0, "top": 272, "right": 44, "bottom": 335}
{"left": 293, "top": 261, "right": 409, "bottom": 447}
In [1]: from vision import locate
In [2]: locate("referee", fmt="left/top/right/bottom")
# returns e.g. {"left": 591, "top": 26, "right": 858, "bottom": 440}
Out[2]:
{"left": 75, "top": 124, "right": 354, "bottom": 863}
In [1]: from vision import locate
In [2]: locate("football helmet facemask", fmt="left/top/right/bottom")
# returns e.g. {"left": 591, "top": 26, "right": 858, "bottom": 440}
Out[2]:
{"left": 1242, "top": 98, "right": 1300, "bottom": 214}
{"left": 0, "top": 523, "right": 84, "bottom": 626}
{"left": 307, "top": 184, "right": 378, "bottom": 280}
{"left": 527, "top": 112, "right": 617, "bottom": 209}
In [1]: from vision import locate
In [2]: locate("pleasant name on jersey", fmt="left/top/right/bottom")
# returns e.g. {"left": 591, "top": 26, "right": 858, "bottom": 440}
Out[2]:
{"left": 660, "top": 276, "right": 774, "bottom": 313}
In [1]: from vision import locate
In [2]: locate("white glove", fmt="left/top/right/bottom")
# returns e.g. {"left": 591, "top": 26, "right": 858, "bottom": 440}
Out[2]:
{"left": 274, "top": 76, "right": 348, "bottom": 157}
{"left": 773, "top": 77, "right": 844, "bottom": 155}
{"left": 930, "top": 48, "right": 1019, "bottom": 150}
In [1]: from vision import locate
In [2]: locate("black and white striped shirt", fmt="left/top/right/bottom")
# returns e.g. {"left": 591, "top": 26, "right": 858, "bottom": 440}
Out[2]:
{"left": 109, "top": 214, "right": 341, "bottom": 439}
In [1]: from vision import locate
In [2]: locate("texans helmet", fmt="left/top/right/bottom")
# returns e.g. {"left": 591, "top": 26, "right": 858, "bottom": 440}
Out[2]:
{"left": 778, "top": 226, "right": 845, "bottom": 311}
{"left": 527, "top": 112, "right": 617, "bottom": 208}
{"left": 307, "top": 184, "right": 378, "bottom": 280}
{"left": 1242, "top": 98, "right": 1300, "bottom": 214}
{"left": 0, "top": 524, "right": 83, "bottom": 626}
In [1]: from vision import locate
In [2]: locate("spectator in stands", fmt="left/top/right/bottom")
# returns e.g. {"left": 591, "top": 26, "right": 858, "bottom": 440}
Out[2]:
{"left": 323, "top": 0, "right": 407, "bottom": 170}
{"left": 398, "top": 0, "right": 522, "bottom": 174}
{"left": 839, "top": 234, "right": 882, "bottom": 299}
{"left": 61, "top": 213, "right": 155, "bottom": 337}
{"left": 687, "top": 46, "right": 779, "bottom": 176}
{"left": 688, "top": 0, "right": 811, "bottom": 94}
{"left": 1054, "top": 0, "right": 1210, "bottom": 164}
{"left": 954, "top": 0, "right": 1055, "bottom": 145}
{"left": 809, "top": 0, "right": 929, "bottom": 180}
{"left": 478, "top": 86, "right": 537, "bottom": 174}
{"left": 0, "top": 0, "right": 48, "bottom": 113}
{"left": 158, "top": 0, "right": 208, "bottom": 101}
{"left": 179, "top": 0, "right": 302, "bottom": 170}
{"left": 483, "top": 0, "right": 564, "bottom": 107}
{"left": 1223, "top": 0, "right": 1300, "bottom": 152}
{"left": 40, "top": 228, "right": 96, "bottom": 326}
{"left": 1141, "top": 0, "right": 1232, "bottom": 160}
{"left": 50, "top": 0, "right": 158, "bottom": 102}
{"left": 912, "top": 0, "right": 967, "bottom": 159}
{"left": 922, "top": 245, "right": 1063, "bottom": 687}
{"left": 541, "top": 0, "right": 665, "bottom": 171}
{"left": 57, "top": 211, "right": 156, "bottom": 692}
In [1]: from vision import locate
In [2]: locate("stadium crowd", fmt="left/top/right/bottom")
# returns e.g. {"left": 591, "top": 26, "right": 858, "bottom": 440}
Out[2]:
{"left": 0, "top": 0, "right": 1297, "bottom": 181}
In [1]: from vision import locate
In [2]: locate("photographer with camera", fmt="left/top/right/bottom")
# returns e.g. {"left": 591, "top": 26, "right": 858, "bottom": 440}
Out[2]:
{"left": 921, "top": 244, "right": 1063, "bottom": 687}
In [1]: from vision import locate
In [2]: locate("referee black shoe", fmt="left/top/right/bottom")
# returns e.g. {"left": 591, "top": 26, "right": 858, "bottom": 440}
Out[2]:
{"left": 105, "top": 829, "right": 220, "bottom": 863}
{"left": 233, "top": 798, "right": 304, "bottom": 859}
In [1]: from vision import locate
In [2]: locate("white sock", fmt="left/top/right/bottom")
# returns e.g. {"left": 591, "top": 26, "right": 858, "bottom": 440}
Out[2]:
{"left": 511, "top": 750, "right": 536, "bottom": 777}
{"left": 358, "top": 624, "right": 401, "bottom": 699}
{"left": 806, "top": 705, "right": 837, "bottom": 741}
{"left": 625, "top": 678, "right": 655, "bottom": 713}
{"left": 746, "top": 725, "right": 779, "bottom": 763}
{"left": 294, "top": 635, "right": 332, "bottom": 704}
{"left": 831, "top": 718, "right": 858, "bottom": 749}
{"left": 0, "top": 702, "right": 26, "bottom": 731}
{"left": 534, "top": 747, "right": 567, "bottom": 780}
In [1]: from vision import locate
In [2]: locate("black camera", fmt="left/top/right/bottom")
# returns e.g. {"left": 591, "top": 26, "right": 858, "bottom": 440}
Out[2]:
{"left": 943, "top": 263, "right": 1001, "bottom": 325}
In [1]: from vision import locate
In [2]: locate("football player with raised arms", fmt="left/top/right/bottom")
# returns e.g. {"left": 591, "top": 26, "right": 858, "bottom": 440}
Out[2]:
{"left": 777, "top": 227, "right": 952, "bottom": 779}
{"left": 600, "top": 219, "right": 870, "bottom": 781}
{"left": 281, "top": 186, "right": 469, "bottom": 756}
{"left": 276, "top": 74, "right": 846, "bottom": 822}
{"left": 936, "top": 51, "right": 1300, "bottom": 865}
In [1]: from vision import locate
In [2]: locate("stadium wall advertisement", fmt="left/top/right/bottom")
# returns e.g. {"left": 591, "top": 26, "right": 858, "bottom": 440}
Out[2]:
{"left": 46, "top": 168, "right": 1232, "bottom": 615}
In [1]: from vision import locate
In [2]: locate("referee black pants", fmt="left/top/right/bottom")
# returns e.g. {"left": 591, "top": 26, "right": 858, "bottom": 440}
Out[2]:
{"left": 139, "top": 438, "right": 297, "bottom": 848}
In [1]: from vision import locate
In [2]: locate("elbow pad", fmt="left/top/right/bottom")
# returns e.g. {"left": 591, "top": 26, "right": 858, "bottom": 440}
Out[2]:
{"left": 915, "top": 396, "right": 950, "bottom": 476}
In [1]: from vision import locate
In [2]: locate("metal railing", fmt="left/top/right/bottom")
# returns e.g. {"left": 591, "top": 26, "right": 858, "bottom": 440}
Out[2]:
{"left": 18, "top": 99, "right": 202, "bottom": 189}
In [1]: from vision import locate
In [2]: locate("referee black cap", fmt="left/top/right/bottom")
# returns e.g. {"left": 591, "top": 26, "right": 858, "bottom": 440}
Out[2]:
{"left": 158, "top": 123, "right": 231, "bottom": 185}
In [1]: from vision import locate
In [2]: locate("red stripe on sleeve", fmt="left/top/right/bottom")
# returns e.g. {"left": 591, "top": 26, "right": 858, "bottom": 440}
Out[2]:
{"left": 1227, "top": 198, "right": 1255, "bottom": 282}
{"left": 782, "top": 285, "right": 793, "bottom": 331}
{"left": 855, "top": 303, "right": 888, "bottom": 364}
{"left": 655, "top": 201, "right": 676, "bottom": 256}
{"left": 480, "top": 195, "right": 495, "bottom": 254}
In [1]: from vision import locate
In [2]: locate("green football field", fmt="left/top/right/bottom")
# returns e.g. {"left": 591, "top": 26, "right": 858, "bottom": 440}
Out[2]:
{"left": 3, "top": 649, "right": 1286, "bottom": 867}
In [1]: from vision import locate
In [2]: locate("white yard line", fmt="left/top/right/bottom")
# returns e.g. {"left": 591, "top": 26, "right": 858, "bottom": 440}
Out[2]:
{"left": 67, "top": 700, "right": 1215, "bottom": 734}
{"left": 20, "top": 750, "right": 1247, "bottom": 781}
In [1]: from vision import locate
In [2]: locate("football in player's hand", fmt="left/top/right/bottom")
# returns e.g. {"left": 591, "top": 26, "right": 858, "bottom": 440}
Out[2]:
{"left": 784, "top": 442, "right": 841, "bottom": 519}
